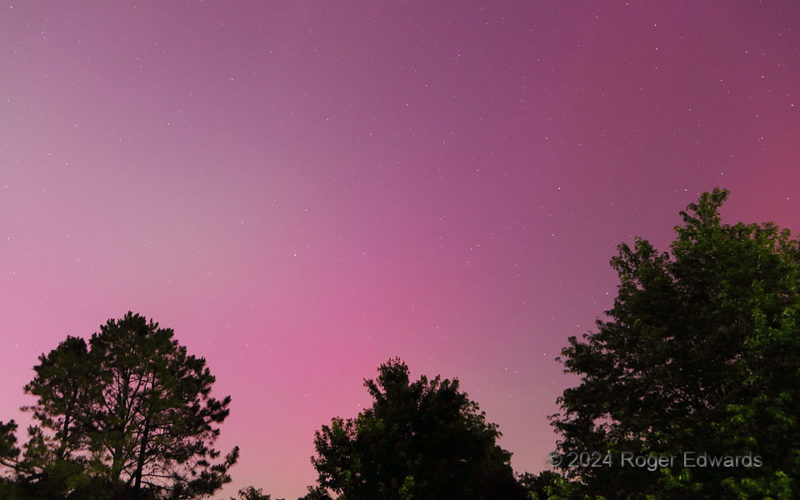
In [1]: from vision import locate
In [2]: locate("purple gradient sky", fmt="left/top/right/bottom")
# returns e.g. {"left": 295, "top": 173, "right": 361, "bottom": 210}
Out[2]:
{"left": 1, "top": 1, "right": 799, "bottom": 498}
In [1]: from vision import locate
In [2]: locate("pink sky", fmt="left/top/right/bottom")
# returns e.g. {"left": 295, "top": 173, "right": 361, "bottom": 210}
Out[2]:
{"left": 1, "top": 1, "right": 799, "bottom": 498}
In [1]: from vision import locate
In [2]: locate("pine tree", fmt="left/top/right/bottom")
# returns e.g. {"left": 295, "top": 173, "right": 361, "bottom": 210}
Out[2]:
{"left": 20, "top": 312, "right": 238, "bottom": 499}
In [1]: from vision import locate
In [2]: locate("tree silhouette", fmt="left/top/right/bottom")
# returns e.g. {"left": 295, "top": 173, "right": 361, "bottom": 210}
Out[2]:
{"left": 23, "top": 336, "right": 91, "bottom": 462}
{"left": 14, "top": 312, "right": 238, "bottom": 499}
{"left": 552, "top": 188, "right": 800, "bottom": 498}
{"left": 297, "top": 484, "right": 333, "bottom": 500}
{"left": 229, "top": 485, "right": 274, "bottom": 500}
{"left": 310, "top": 358, "right": 526, "bottom": 500}
{"left": 0, "top": 420, "right": 19, "bottom": 469}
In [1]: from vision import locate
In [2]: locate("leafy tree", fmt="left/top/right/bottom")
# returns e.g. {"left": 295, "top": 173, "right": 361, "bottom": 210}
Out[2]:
{"left": 18, "top": 312, "right": 238, "bottom": 499}
{"left": 552, "top": 188, "right": 800, "bottom": 498}
{"left": 310, "top": 358, "right": 527, "bottom": 500}
{"left": 518, "top": 470, "right": 581, "bottom": 499}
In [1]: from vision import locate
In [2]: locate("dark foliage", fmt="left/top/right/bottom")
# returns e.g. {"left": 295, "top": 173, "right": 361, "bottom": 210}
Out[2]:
{"left": 309, "top": 358, "right": 527, "bottom": 500}
{"left": 230, "top": 485, "right": 273, "bottom": 500}
{"left": 2, "top": 312, "right": 238, "bottom": 500}
{"left": 552, "top": 188, "right": 800, "bottom": 498}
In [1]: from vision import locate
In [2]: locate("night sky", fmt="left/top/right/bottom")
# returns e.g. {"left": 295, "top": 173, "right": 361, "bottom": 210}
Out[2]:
{"left": 1, "top": 1, "right": 799, "bottom": 498}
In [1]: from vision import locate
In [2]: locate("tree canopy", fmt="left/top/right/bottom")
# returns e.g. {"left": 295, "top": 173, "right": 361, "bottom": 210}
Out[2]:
{"left": 309, "top": 358, "right": 526, "bottom": 500}
{"left": 229, "top": 485, "right": 274, "bottom": 500}
{"left": 552, "top": 188, "right": 800, "bottom": 498}
{"left": 0, "top": 420, "right": 19, "bottom": 469}
{"left": 2, "top": 312, "right": 238, "bottom": 500}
